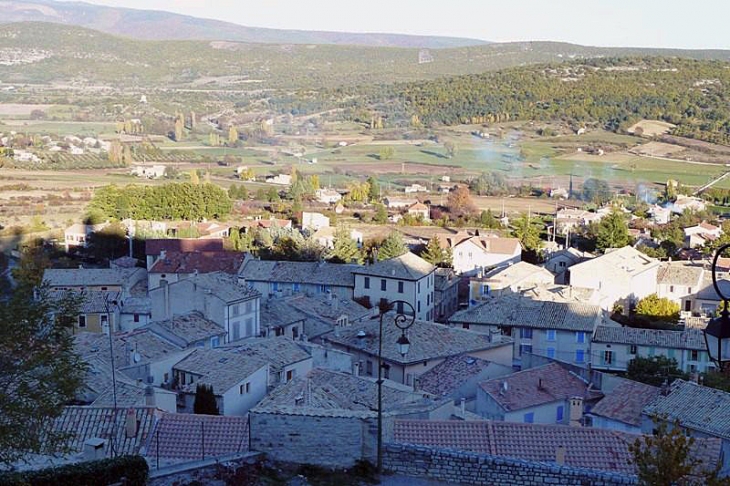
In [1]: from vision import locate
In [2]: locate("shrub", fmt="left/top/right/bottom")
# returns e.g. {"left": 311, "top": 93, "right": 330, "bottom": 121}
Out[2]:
{"left": 0, "top": 455, "right": 149, "bottom": 486}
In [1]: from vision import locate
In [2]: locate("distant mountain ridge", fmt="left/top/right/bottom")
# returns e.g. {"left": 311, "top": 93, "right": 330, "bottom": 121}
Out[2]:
{"left": 0, "top": 0, "right": 489, "bottom": 48}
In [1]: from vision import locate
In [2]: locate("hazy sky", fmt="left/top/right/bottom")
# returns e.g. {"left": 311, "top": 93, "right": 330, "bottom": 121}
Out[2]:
{"left": 58, "top": 0, "right": 728, "bottom": 49}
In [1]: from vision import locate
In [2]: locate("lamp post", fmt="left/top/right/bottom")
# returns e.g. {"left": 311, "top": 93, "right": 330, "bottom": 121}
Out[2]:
{"left": 376, "top": 299, "right": 415, "bottom": 474}
{"left": 705, "top": 244, "right": 730, "bottom": 369}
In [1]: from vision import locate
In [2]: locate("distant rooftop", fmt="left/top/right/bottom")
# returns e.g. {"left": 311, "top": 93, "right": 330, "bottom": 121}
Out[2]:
{"left": 593, "top": 326, "right": 706, "bottom": 351}
{"left": 147, "top": 413, "right": 249, "bottom": 461}
{"left": 353, "top": 252, "right": 435, "bottom": 280}
{"left": 590, "top": 378, "right": 659, "bottom": 427}
{"left": 173, "top": 271, "right": 260, "bottom": 303}
{"left": 173, "top": 348, "right": 268, "bottom": 394}
{"left": 222, "top": 336, "right": 312, "bottom": 377}
{"left": 241, "top": 259, "right": 358, "bottom": 287}
{"left": 149, "top": 250, "right": 245, "bottom": 275}
{"left": 656, "top": 261, "right": 705, "bottom": 287}
{"left": 144, "top": 312, "right": 226, "bottom": 348}
{"left": 75, "top": 329, "right": 186, "bottom": 371}
{"left": 570, "top": 246, "right": 660, "bottom": 279}
{"left": 480, "top": 363, "right": 602, "bottom": 412}
{"left": 48, "top": 289, "right": 121, "bottom": 314}
{"left": 417, "top": 354, "right": 508, "bottom": 398}
{"left": 145, "top": 238, "right": 224, "bottom": 256}
{"left": 43, "top": 267, "right": 145, "bottom": 288}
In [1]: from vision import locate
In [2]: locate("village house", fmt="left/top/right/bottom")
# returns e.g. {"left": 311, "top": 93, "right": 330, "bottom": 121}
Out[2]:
{"left": 51, "top": 290, "right": 122, "bottom": 334}
{"left": 569, "top": 246, "right": 660, "bottom": 312}
{"left": 590, "top": 326, "right": 713, "bottom": 374}
{"left": 671, "top": 195, "right": 707, "bottom": 214}
{"left": 172, "top": 221, "right": 230, "bottom": 239}
{"left": 240, "top": 217, "right": 293, "bottom": 233}
{"left": 404, "top": 183, "right": 428, "bottom": 194}
{"left": 449, "top": 294, "right": 603, "bottom": 368}
{"left": 315, "top": 188, "right": 342, "bottom": 204}
{"left": 416, "top": 354, "right": 512, "bottom": 413}
{"left": 301, "top": 211, "right": 330, "bottom": 231}
{"left": 130, "top": 164, "right": 166, "bottom": 179}
{"left": 555, "top": 208, "right": 605, "bottom": 235}
{"left": 468, "top": 262, "right": 555, "bottom": 305}
{"left": 147, "top": 250, "right": 245, "bottom": 289}
{"left": 407, "top": 202, "right": 430, "bottom": 220}
{"left": 649, "top": 204, "right": 672, "bottom": 225}
{"left": 43, "top": 267, "right": 147, "bottom": 303}
{"left": 240, "top": 259, "right": 358, "bottom": 301}
{"left": 266, "top": 173, "right": 292, "bottom": 185}
{"left": 433, "top": 267, "right": 460, "bottom": 323}
{"left": 143, "top": 312, "right": 228, "bottom": 349}
{"left": 476, "top": 363, "right": 603, "bottom": 425}
{"left": 543, "top": 247, "right": 594, "bottom": 285}
{"left": 684, "top": 221, "right": 723, "bottom": 248}
{"left": 695, "top": 271, "right": 730, "bottom": 316}
{"left": 312, "top": 226, "right": 363, "bottom": 249}
{"left": 353, "top": 252, "right": 436, "bottom": 320}
{"left": 589, "top": 378, "right": 659, "bottom": 434}
{"left": 384, "top": 196, "right": 418, "bottom": 210}
{"left": 150, "top": 272, "right": 261, "bottom": 343}
{"left": 325, "top": 317, "right": 512, "bottom": 388}
{"left": 145, "top": 238, "right": 225, "bottom": 269}
{"left": 641, "top": 379, "right": 730, "bottom": 475}
{"left": 173, "top": 348, "right": 269, "bottom": 416}
{"left": 656, "top": 260, "right": 705, "bottom": 313}
{"left": 118, "top": 296, "right": 152, "bottom": 331}
{"left": 63, "top": 221, "right": 110, "bottom": 251}
{"left": 220, "top": 336, "right": 314, "bottom": 388}
{"left": 437, "top": 232, "right": 522, "bottom": 276}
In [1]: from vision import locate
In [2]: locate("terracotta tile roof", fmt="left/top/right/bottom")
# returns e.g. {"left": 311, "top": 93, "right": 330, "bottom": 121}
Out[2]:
{"left": 241, "top": 259, "right": 358, "bottom": 287}
{"left": 54, "top": 406, "right": 158, "bottom": 458}
{"left": 643, "top": 379, "right": 730, "bottom": 440}
{"left": 480, "top": 363, "right": 602, "bottom": 412}
{"left": 590, "top": 379, "right": 660, "bottom": 427}
{"left": 325, "top": 317, "right": 508, "bottom": 366}
{"left": 417, "top": 355, "right": 510, "bottom": 398}
{"left": 450, "top": 294, "right": 601, "bottom": 332}
{"left": 146, "top": 413, "right": 248, "bottom": 460}
{"left": 656, "top": 261, "right": 705, "bottom": 287}
{"left": 145, "top": 238, "right": 224, "bottom": 256}
{"left": 255, "top": 368, "right": 440, "bottom": 414}
{"left": 408, "top": 202, "right": 428, "bottom": 211}
{"left": 353, "top": 252, "right": 435, "bottom": 280}
{"left": 173, "top": 348, "right": 268, "bottom": 394}
{"left": 436, "top": 233, "right": 521, "bottom": 256}
{"left": 149, "top": 251, "right": 245, "bottom": 275}
{"left": 144, "top": 312, "right": 227, "bottom": 348}
{"left": 593, "top": 326, "right": 707, "bottom": 351}
{"left": 392, "top": 420, "right": 720, "bottom": 475}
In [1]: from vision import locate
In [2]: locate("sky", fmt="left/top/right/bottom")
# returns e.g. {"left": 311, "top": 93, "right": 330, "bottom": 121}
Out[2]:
{"left": 57, "top": 0, "right": 729, "bottom": 50}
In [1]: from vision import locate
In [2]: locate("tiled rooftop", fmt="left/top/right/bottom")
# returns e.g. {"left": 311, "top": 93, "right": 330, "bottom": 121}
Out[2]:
{"left": 570, "top": 246, "right": 660, "bottom": 279}
{"left": 450, "top": 294, "right": 601, "bottom": 332}
{"left": 222, "top": 336, "right": 312, "bottom": 378}
{"left": 43, "top": 267, "right": 145, "bottom": 288}
{"left": 144, "top": 312, "right": 226, "bottom": 348}
{"left": 643, "top": 379, "right": 730, "bottom": 440}
{"left": 392, "top": 420, "right": 720, "bottom": 475}
{"left": 656, "top": 261, "right": 705, "bottom": 287}
{"left": 49, "top": 290, "right": 121, "bottom": 314}
{"left": 146, "top": 413, "right": 248, "bottom": 460}
{"left": 255, "top": 368, "right": 439, "bottom": 414}
{"left": 480, "top": 363, "right": 602, "bottom": 412}
{"left": 145, "top": 238, "right": 224, "bottom": 255}
{"left": 75, "top": 329, "right": 187, "bottom": 370}
{"left": 326, "top": 317, "right": 508, "bottom": 365}
{"left": 593, "top": 326, "right": 707, "bottom": 351}
{"left": 286, "top": 293, "right": 371, "bottom": 323}
{"left": 481, "top": 261, "right": 554, "bottom": 287}
{"left": 417, "top": 355, "right": 508, "bottom": 398}
{"left": 590, "top": 379, "right": 660, "bottom": 427}
{"left": 240, "top": 259, "right": 358, "bottom": 287}
{"left": 353, "top": 252, "right": 435, "bottom": 280}
{"left": 175, "top": 271, "right": 260, "bottom": 302}
{"left": 149, "top": 251, "right": 244, "bottom": 275}
{"left": 173, "top": 348, "right": 268, "bottom": 394}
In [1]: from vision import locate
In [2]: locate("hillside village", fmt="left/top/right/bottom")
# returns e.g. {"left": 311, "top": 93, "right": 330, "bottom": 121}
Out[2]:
{"left": 7, "top": 179, "right": 730, "bottom": 484}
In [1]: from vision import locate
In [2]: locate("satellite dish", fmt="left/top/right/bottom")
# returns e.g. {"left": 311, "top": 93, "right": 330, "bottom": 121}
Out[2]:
{"left": 133, "top": 352, "right": 141, "bottom": 363}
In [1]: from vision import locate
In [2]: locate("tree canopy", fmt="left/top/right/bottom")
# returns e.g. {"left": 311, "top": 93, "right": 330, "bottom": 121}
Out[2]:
{"left": 595, "top": 208, "right": 630, "bottom": 251}
{"left": 193, "top": 384, "right": 219, "bottom": 415}
{"left": 420, "top": 236, "right": 452, "bottom": 268}
{"left": 635, "top": 294, "right": 681, "bottom": 324}
{"left": 377, "top": 232, "right": 408, "bottom": 261}
{"left": 626, "top": 355, "right": 687, "bottom": 387}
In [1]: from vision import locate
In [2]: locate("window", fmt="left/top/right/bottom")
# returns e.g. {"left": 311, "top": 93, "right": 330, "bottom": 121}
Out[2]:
{"left": 690, "top": 364, "right": 697, "bottom": 372}
{"left": 576, "top": 332, "right": 586, "bottom": 343}
{"left": 546, "top": 330, "right": 556, "bottom": 342}
{"left": 519, "top": 344, "right": 533, "bottom": 356}
{"left": 547, "top": 348, "right": 556, "bottom": 359}
{"left": 603, "top": 350, "right": 614, "bottom": 365}
{"left": 319, "top": 284, "right": 329, "bottom": 293}
{"left": 383, "top": 364, "right": 390, "bottom": 379}
{"left": 418, "top": 301, "right": 421, "bottom": 313}
{"left": 670, "top": 285, "right": 675, "bottom": 293}
{"left": 163, "top": 373, "right": 169, "bottom": 383}
{"left": 648, "top": 347, "right": 655, "bottom": 356}
{"left": 364, "top": 277, "right": 370, "bottom": 289}
{"left": 292, "top": 326, "right": 299, "bottom": 339}
{"left": 78, "top": 315, "right": 86, "bottom": 328}
{"left": 418, "top": 282, "right": 421, "bottom": 293}
{"left": 381, "top": 279, "right": 387, "bottom": 291}
{"left": 398, "top": 281, "right": 404, "bottom": 294}
{"left": 481, "top": 285, "right": 490, "bottom": 296}
{"left": 272, "top": 282, "right": 280, "bottom": 292}
{"left": 629, "top": 344, "right": 637, "bottom": 355}
{"left": 397, "top": 301, "right": 404, "bottom": 314}
{"left": 366, "top": 360, "right": 373, "bottom": 376}
{"left": 523, "top": 412, "right": 534, "bottom": 423}
{"left": 133, "top": 313, "right": 140, "bottom": 323}
{"left": 101, "top": 314, "right": 108, "bottom": 324}
{"left": 557, "top": 405, "right": 564, "bottom": 422}
{"left": 286, "top": 370, "right": 294, "bottom": 382}
{"left": 691, "top": 350, "right": 699, "bottom": 361}
{"left": 462, "top": 323, "right": 470, "bottom": 330}
{"left": 668, "top": 348, "right": 675, "bottom": 359}
{"left": 211, "top": 336, "right": 220, "bottom": 348}
{"left": 293, "top": 283, "right": 301, "bottom": 292}
{"left": 246, "top": 301, "right": 253, "bottom": 313}
{"left": 559, "top": 261, "right": 567, "bottom": 268}
{"left": 240, "top": 383, "right": 250, "bottom": 394}
{"left": 688, "top": 287, "right": 692, "bottom": 294}
{"left": 232, "top": 304, "right": 240, "bottom": 317}
{"left": 575, "top": 350, "right": 585, "bottom": 363}
{"left": 519, "top": 328, "right": 533, "bottom": 339}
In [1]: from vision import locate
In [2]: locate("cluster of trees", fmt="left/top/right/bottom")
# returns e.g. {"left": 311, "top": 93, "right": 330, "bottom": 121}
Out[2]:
{"left": 87, "top": 183, "right": 231, "bottom": 221}
{"left": 420, "top": 236, "right": 453, "bottom": 267}
{"left": 394, "top": 57, "right": 730, "bottom": 144}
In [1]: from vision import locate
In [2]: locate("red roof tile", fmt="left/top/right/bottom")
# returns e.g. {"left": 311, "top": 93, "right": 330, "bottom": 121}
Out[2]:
{"left": 149, "top": 251, "right": 245, "bottom": 275}
{"left": 147, "top": 413, "right": 248, "bottom": 460}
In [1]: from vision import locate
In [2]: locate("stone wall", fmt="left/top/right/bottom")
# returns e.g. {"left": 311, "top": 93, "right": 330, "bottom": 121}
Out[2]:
{"left": 383, "top": 444, "right": 637, "bottom": 486}
{"left": 249, "top": 410, "right": 384, "bottom": 468}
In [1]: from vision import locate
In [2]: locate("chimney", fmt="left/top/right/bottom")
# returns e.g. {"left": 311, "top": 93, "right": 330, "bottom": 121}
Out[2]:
{"left": 555, "top": 445, "right": 566, "bottom": 466}
{"left": 568, "top": 397, "right": 583, "bottom": 427}
{"left": 83, "top": 438, "right": 106, "bottom": 461}
{"left": 537, "top": 378, "right": 544, "bottom": 391}
{"left": 160, "top": 249, "right": 166, "bottom": 260}
{"left": 661, "top": 379, "right": 670, "bottom": 396}
{"left": 144, "top": 386, "right": 155, "bottom": 407}
{"left": 460, "top": 397, "right": 466, "bottom": 418}
{"left": 353, "top": 361, "right": 361, "bottom": 377}
{"left": 125, "top": 408, "right": 137, "bottom": 438}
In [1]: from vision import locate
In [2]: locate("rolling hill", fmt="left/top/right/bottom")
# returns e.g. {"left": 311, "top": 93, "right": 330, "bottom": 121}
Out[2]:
{"left": 0, "top": 0, "right": 488, "bottom": 48}
{"left": 0, "top": 23, "right": 729, "bottom": 90}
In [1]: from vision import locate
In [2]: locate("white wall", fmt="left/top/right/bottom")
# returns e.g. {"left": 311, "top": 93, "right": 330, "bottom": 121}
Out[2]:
{"left": 452, "top": 240, "right": 520, "bottom": 276}
{"left": 590, "top": 342, "right": 714, "bottom": 373}
{"left": 353, "top": 271, "right": 435, "bottom": 321}
{"left": 220, "top": 364, "right": 269, "bottom": 416}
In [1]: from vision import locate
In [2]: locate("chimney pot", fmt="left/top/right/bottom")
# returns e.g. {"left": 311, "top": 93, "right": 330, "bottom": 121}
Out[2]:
{"left": 555, "top": 445, "right": 566, "bottom": 466}
{"left": 125, "top": 408, "right": 137, "bottom": 438}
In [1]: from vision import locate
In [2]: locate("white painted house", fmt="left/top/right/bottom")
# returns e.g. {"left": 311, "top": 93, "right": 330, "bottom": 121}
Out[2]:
{"left": 301, "top": 212, "right": 330, "bottom": 231}
{"left": 315, "top": 188, "right": 342, "bottom": 204}
{"left": 437, "top": 233, "right": 522, "bottom": 276}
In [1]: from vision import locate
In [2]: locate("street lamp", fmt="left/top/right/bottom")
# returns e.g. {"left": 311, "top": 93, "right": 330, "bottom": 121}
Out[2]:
{"left": 705, "top": 244, "right": 730, "bottom": 368}
{"left": 376, "top": 299, "right": 415, "bottom": 474}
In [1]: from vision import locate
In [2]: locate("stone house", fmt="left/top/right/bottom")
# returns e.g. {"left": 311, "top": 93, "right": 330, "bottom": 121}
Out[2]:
{"left": 589, "top": 378, "right": 659, "bottom": 434}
